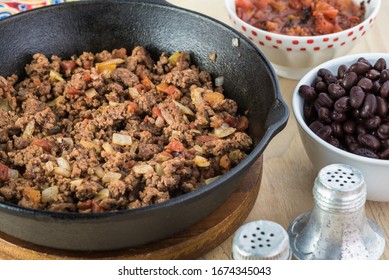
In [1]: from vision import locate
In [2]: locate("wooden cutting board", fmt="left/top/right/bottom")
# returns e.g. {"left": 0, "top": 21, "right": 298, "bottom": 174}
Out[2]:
{"left": 0, "top": 156, "right": 263, "bottom": 260}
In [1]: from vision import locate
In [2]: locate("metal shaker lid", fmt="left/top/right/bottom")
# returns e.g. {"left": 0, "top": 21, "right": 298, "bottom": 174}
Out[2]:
{"left": 232, "top": 220, "right": 291, "bottom": 260}
{"left": 314, "top": 164, "right": 366, "bottom": 212}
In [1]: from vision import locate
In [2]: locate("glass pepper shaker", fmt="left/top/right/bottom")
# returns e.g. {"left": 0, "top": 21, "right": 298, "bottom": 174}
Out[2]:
{"left": 288, "top": 164, "right": 385, "bottom": 260}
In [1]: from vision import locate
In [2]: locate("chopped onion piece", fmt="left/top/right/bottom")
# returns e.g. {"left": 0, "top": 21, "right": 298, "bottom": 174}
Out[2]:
{"left": 70, "top": 179, "right": 83, "bottom": 187}
{"left": 112, "top": 133, "right": 132, "bottom": 146}
{"left": 0, "top": 99, "right": 10, "bottom": 111}
{"left": 85, "top": 88, "right": 98, "bottom": 98}
{"left": 95, "top": 166, "right": 105, "bottom": 178}
{"left": 194, "top": 155, "right": 210, "bottom": 167}
{"left": 155, "top": 163, "right": 164, "bottom": 176}
{"left": 155, "top": 116, "right": 165, "bottom": 128}
{"left": 109, "top": 101, "right": 120, "bottom": 106}
{"left": 8, "top": 169, "right": 20, "bottom": 179}
{"left": 190, "top": 129, "right": 201, "bottom": 135}
{"left": 133, "top": 164, "right": 154, "bottom": 174}
{"left": 193, "top": 145, "right": 205, "bottom": 155}
{"left": 128, "top": 87, "right": 139, "bottom": 99}
{"left": 42, "top": 185, "right": 59, "bottom": 203}
{"left": 173, "top": 100, "right": 194, "bottom": 116}
{"left": 190, "top": 87, "right": 204, "bottom": 108}
{"left": 214, "top": 76, "right": 224, "bottom": 87}
{"left": 54, "top": 167, "right": 71, "bottom": 177}
{"left": 102, "top": 142, "right": 115, "bottom": 153}
{"left": 102, "top": 171, "right": 121, "bottom": 183}
{"left": 205, "top": 175, "right": 221, "bottom": 185}
{"left": 213, "top": 123, "right": 236, "bottom": 138}
{"left": 57, "top": 157, "right": 71, "bottom": 171}
{"left": 80, "top": 140, "right": 101, "bottom": 152}
{"left": 94, "top": 188, "right": 109, "bottom": 201}
{"left": 23, "top": 119, "right": 35, "bottom": 137}
{"left": 98, "top": 58, "right": 125, "bottom": 66}
{"left": 49, "top": 70, "right": 65, "bottom": 82}
{"left": 160, "top": 108, "right": 173, "bottom": 125}
{"left": 45, "top": 161, "right": 54, "bottom": 172}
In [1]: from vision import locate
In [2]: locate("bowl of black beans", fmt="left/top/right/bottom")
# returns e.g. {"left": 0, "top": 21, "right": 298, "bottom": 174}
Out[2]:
{"left": 293, "top": 53, "right": 389, "bottom": 202}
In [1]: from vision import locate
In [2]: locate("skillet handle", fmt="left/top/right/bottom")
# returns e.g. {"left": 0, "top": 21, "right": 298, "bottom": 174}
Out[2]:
{"left": 265, "top": 98, "right": 289, "bottom": 136}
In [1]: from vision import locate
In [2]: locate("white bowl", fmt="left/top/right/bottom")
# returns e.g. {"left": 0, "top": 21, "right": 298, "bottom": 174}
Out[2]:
{"left": 225, "top": 0, "right": 381, "bottom": 80}
{"left": 293, "top": 53, "right": 389, "bottom": 202}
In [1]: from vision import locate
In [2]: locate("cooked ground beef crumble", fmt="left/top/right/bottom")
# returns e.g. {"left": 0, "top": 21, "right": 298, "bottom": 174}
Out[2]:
{"left": 0, "top": 47, "right": 252, "bottom": 213}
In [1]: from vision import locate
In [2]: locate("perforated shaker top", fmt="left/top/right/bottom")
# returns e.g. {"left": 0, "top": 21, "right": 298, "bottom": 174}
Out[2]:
{"left": 314, "top": 164, "right": 367, "bottom": 212}
{"left": 232, "top": 220, "right": 291, "bottom": 260}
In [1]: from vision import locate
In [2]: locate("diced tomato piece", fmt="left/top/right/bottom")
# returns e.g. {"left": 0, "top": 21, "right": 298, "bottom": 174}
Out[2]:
{"left": 152, "top": 106, "right": 163, "bottom": 119}
{"left": 140, "top": 73, "right": 154, "bottom": 91}
{"left": 92, "top": 200, "right": 103, "bottom": 213}
{"left": 0, "top": 163, "right": 10, "bottom": 181}
{"left": 196, "top": 135, "right": 218, "bottom": 143}
{"left": 219, "top": 155, "right": 231, "bottom": 170}
{"left": 156, "top": 82, "right": 181, "bottom": 100}
{"left": 127, "top": 102, "right": 140, "bottom": 114}
{"left": 236, "top": 116, "right": 249, "bottom": 132}
{"left": 236, "top": 0, "right": 254, "bottom": 10}
{"left": 31, "top": 139, "right": 54, "bottom": 152}
{"left": 134, "top": 84, "right": 146, "bottom": 93}
{"left": 165, "top": 140, "right": 185, "bottom": 152}
{"left": 23, "top": 187, "right": 41, "bottom": 205}
{"left": 60, "top": 60, "right": 76, "bottom": 74}
{"left": 67, "top": 87, "right": 85, "bottom": 95}
{"left": 225, "top": 114, "right": 238, "bottom": 128}
{"left": 31, "top": 77, "right": 41, "bottom": 87}
{"left": 83, "top": 70, "right": 91, "bottom": 82}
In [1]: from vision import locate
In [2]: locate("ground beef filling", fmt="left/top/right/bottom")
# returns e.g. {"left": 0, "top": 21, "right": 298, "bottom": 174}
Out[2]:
{"left": 0, "top": 47, "right": 252, "bottom": 213}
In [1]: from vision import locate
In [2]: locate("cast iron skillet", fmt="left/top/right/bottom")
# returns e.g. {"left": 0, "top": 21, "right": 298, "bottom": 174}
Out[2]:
{"left": 0, "top": 0, "right": 288, "bottom": 251}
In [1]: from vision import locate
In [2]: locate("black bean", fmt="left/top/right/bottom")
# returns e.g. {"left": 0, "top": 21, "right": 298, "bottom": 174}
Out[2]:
{"left": 317, "top": 92, "right": 334, "bottom": 108}
{"left": 357, "top": 77, "right": 373, "bottom": 92}
{"left": 343, "top": 120, "right": 356, "bottom": 134}
{"left": 349, "top": 86, "right": 365, "bottom": 108}
{"left": 316, "top": 125, "right": 332, "bottom": 140}
{"left": 317, "top": 68, "right": 333, "bottom": 78}
{"left": 372, "top": 80, "right": 381, "bottom": 94}
{"left": 351, "top": 108, "right": 361, "bottom": 119}
{"left": 365, "top": 116, "right": 381, "bottom": 130}
{"left": 356, "top": 124, "right": 368, "bottom": 136}
{"left": 331, "top": 122, "right": 344, "bottom": 138}
{"left": 374, "top": 58, "right": 387, "bottom": 72}
{"left": 342, "top": 72, "right": 358, "bottom": 90}
{"left": 348, "top": 62, "right": 371, "bottom": 75}
{"left": 353, "top": 148, "right": 379, "bottom": 159}
{"left": 358, "top": 57, "right": 373, "bottom": 68}
{"left": 360, "top": 94, "right": 377, "bottom": 119}
{"left": 378, "top": 148, "right": 389, "bottom": 159}
{"left": 327, "top": 136, "right": 340, "bottom": 148}
{"left": 328, "top": 83, "right": 346, "bottom": 99}
{"left": 303, "top": 101, "right": 317, "bottom": 122}
{"left": 318, "top": 107, "right": 331, "bottom": 123}
{"left": 380, "top": 69, "right": 389, "bottom": 83}
{"left": 324, "top": 72, "right": 337, "bottom": 85}
{"left": 345, "top": 135, "right": 360, "bottom": 151}
{"left": 377, "top": 123, "right": 389, "bottom": 139}
{"left": 379, "top": 80, "right": 389, "bottom": 98}
{"left": 337, "top": 64, "right": 348, "bottom": 79}
{"left": 299, "top": 85, "right": 317, "bottom": 101}
{"left": 376, "top": 96, "right": 388, "bottom": 118}
{"left": 358, "top": 134, "right": 381, "bottom": 150}
{"left": 309, "top": 120, "right": 324, "bottom": 133}
{"left": 311, "top": 76, "right": 323, "bottom": 88}
{"left": 334, "top": 96, "right": 350, "bottom": 113}
{"left": 315, "top": 81, "right": 328, "bottom": 93}
{"left": 330, "top": 110, "right": 347, "bottom": 123}
{"left": 366, "top": 69, "right": 380, "bottom": 80}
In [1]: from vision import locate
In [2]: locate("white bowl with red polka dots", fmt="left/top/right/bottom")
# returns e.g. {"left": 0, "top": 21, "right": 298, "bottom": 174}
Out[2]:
{"left": 224, "top": 0, "right": 381, "bottom": 80}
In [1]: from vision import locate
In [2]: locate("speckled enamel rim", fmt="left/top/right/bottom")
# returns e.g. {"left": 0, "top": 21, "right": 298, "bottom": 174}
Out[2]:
{"left": 225, "top": 0, "right": 381, "bottom": 52}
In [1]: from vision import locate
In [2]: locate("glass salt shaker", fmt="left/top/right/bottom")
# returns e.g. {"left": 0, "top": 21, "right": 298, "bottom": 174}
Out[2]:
{"left": 288, "top": 164, "right": 385, "bottom": 260}
{"left": 232, "top": 220, "right": 292, "bottom": 260}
